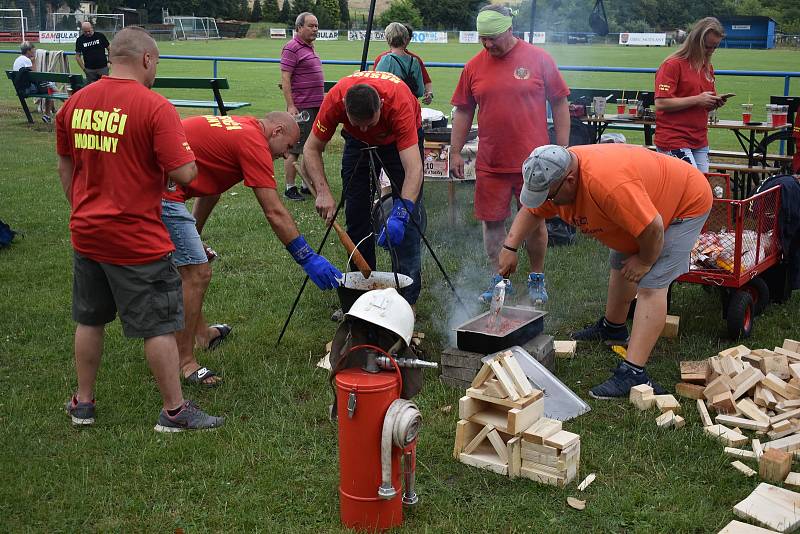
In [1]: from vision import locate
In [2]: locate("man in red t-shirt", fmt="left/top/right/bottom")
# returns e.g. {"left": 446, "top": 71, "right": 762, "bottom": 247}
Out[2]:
{"left": 304, "top": 71, "right": 425, "bottom": 305}
{"left": 450, "top": 5, "right": 571, "bottom": 304}
{"left": 55, "top": 27, "right": 223, "bottom": 432}
{"left": 373, "top": 23, "right": 433, "bottom": 104}
{"left": 161, "top": 112, "right": 342, "bottom": 387}
{"left": 654, "top": 17, "right": 728, "bottom": 172}
{"left": 499, "top": 144, "right": 712, "bottom": 399}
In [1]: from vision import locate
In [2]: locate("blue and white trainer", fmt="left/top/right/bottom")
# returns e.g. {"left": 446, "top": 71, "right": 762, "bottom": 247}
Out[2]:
{"left": 154, "top": 400, "right": 225, "bottom": 433}
{"left": 65, "top": 395, "right": 96, "bottom": 426}
{"left": 589, "top": 361, "right": 667, "bottom": 399}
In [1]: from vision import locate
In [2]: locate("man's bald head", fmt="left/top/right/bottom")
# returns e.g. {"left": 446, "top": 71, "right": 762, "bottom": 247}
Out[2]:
{"left": 81, "top": 22, "right": 93, "bottom": 34}
{"left": 109, "top": 26, "right": 158, "bottom": 65}
{"left": 263, "top": 111, "right": 301, "bottom": 159}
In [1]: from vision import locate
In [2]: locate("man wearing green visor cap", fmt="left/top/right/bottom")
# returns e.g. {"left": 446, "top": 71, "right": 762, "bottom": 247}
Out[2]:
{"left": 451, "top": 5, "right": 570, "bottom": 305}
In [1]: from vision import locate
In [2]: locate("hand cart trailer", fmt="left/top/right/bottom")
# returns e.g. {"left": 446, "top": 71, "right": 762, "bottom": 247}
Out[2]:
{"left": 672, "top": 173, "right": 784, "bottom": 338}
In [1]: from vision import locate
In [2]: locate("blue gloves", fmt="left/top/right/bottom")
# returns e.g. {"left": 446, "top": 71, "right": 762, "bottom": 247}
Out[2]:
{"left": 286, "top": 235, "right": 342, "bottom": 290}
{"left": 527, "top": 272, "right": 549, "bottom": 305}
{"left": 377, "top": 198, "right": 415, "bottom": 249}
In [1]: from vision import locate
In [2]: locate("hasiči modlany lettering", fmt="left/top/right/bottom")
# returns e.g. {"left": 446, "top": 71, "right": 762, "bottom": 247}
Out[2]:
{"left": 70, "top": 108, "right": 128, "bottom": 153}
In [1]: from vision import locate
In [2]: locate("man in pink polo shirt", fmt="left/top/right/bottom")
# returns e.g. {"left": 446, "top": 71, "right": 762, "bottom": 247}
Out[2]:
{"left": 280, "top": 11, "right": 324, "bottom": 201}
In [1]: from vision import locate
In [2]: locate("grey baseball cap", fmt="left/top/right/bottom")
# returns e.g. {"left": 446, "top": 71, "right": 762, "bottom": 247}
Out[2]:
{"left": 520, "top": 145, "right": 572, "bottom": 208}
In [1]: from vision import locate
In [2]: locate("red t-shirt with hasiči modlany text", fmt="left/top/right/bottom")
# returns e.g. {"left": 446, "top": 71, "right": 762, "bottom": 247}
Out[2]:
{"left": 654, "top": 56, "right": 716, "bottom": 150}
{"left": 56, "top": 77, "right": 195, "bottom": 265}
{"left": 312, "top": 72, "right": 422, "bottom": 150}
{"left": 163, "top": 115, "right": 277, "bottom": 203}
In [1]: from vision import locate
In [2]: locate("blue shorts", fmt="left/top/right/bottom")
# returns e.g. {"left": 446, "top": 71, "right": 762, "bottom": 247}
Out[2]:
{"left": 609, "top": 212, "right": 710, "bottom": 289}
{"left": 161, "top": 200, "right": 207, "bottom": 267}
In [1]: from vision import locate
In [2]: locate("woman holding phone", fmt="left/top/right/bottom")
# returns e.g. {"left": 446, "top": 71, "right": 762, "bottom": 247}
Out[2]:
{"left": 654, "top": 17, "right": 727, "bottom": 172}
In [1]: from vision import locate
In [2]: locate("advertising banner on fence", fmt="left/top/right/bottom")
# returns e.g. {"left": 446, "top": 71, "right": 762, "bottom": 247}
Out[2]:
{"left": 409, "top": 31, "right": 447, "bottom": 44}
{"left": 39, "top": 31, "right": 79, "bottom": 44}
{"left": 619, "top": 32, "right": 667, "bottom": 46}
{"left": 522, "top": 32, "right": 546, "bottom": 44}
{"left": 348, "top": 30, "right": 385, "bottom": 41}
{"left": 270, "top": 28, "right": 286, "bottom": 38}
{"left": 294, "top": 29, "right": 338, "bottom": 40}
{"left": 459, "top": 31, "right": 479, "bottom": 43}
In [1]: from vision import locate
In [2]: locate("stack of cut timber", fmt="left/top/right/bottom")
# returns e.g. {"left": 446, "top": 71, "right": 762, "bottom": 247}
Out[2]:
{"left": 629, "top": 384, "right": 686, "bottom": 428}
{"left": 453, "top": 350, "right": 580, "bottom": 487}
{"left": 733, "top": 482, "right": 800, "bottom": 532}
{"left": 676, "top": 339, "right": 800, "bottom": 483}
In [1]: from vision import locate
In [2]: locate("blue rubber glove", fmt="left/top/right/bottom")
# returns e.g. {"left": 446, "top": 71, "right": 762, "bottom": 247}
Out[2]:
{"left": 527, "top": 272, "right": 549, "bottom": 305}
{"left": 286, "top": 235, "right": 343, "bottom": 290}
{"left": 377, "top": 198, "right": 415, "bottom": 249}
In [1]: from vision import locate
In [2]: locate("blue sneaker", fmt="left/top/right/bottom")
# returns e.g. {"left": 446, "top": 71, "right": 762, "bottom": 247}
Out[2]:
{"left": 571, "top": 316, "right": 630, "bottom": 346}
{"left": 589, "top": 361, "right": 666, "bottom": 399}
{"left": 527, "top": 273, "right": 548, "bottom": 305}
{"left": 65, "top": 395, "right": 95, "bottom": 426}
{"left": 479, "top": 274, "right": 513, "bottom": 303}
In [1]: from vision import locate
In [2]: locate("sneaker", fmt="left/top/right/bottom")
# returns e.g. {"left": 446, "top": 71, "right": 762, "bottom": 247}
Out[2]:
{"left": 42, "top": 114, "right": 52, "bottom": 124}
{"left": 479, "top": 274, "right": 514, "bottom": 303}
{"left": 65, "top": 395, "right": 95, "bottom": 426}
{"left": 527, "top": 273, "right": 549, "bottom": 305}
{"left": 589, "top": 361, "right": 667, "bottom": 399}
{"left": 571, "top": 316, "right": 629, "bottom": 346}
{"left": 154, "top": 400, "right": 224, "bottom": 433}
{"left": 284, "top": 186, "right": 305, "bottom": 201}
{"left": 299, "top": 185, "right": 312, "bottom": 196}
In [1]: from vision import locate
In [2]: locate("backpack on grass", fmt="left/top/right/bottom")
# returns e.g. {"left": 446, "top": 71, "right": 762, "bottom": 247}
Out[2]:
{"left": 0, "top": 219, "right": 18, "bottom": 248}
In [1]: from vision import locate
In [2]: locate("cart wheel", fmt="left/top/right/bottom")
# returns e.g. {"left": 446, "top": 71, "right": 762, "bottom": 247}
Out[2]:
{"left": 743, "top": 277, "right": 770, "bottom": 316}
{"left": 726, "top": 291, "right": 754, "bottom": 339}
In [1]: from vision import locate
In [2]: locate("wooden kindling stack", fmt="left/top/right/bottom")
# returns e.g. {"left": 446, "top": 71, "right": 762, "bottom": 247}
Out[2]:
{"left": 453, "top": 351, "right": 580, "bottom": 487}
{"left": 674, "top": 339, "right": 800, "bottom": 485}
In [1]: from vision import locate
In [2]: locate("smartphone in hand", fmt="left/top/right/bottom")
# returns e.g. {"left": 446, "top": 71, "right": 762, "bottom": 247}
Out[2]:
{"left": 719, "top": 93, "right": 736, "bottom": 100}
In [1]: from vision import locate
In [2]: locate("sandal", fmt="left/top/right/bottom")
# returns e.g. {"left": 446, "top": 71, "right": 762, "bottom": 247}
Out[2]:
{"left": 184, "top": 366, "right": 222, "bottom": 388}
{"left": 207, "top": 324, "right": 232, "bottom": 351}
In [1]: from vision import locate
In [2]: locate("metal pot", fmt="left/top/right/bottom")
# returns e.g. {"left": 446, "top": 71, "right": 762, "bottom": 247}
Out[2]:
{"left": 337, "top": 272, "right": 413, "bottom": 313}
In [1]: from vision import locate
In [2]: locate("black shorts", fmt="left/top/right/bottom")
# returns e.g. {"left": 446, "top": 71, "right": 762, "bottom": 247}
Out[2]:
{"left": 72, "top": 251, "right": 184, "bottom": 338}
{"left": 289, "top": 107, "right": 320, "bottom": 156}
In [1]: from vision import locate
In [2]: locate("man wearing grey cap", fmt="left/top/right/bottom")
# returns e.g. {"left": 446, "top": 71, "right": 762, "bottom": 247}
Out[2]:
{"left": 499, "top": 144, "right": 712, "bottom": 398}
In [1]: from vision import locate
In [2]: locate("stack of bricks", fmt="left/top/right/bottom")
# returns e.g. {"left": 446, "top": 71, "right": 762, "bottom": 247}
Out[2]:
{"left": 453, "top": 350, "right": 580, "bottom": 487}
{"left": 440, "top": 334, "right": 555, "bottom": 390}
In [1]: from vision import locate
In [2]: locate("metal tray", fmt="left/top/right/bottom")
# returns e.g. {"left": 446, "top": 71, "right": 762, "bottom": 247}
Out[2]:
{"left": 454, "top": 306, "right": 546, "bottom": 354}
{"left": 423, "top": 127, "right": 478, "bottom": 143}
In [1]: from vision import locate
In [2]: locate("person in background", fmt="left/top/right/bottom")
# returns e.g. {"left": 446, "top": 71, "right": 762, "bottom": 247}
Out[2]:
{"left": 12, "top": 41, "right": 56, "bottom": 122}
{"left": 280, "top": 11, "right": 324, "bottom": 202}
{"left": 373, "top": 23, "right": 433, "bottom": 105}
{"left": 56, "top": 27, "right": 223, "bottom": 431}
{"left": 499, "top": 144, "right": 711, "bottom": 398}
{"left": 654, "top": 17, "right": 727, "bottom": 172}
{"left": 75, "top": 21, "right": 110, "bottom": 84}
{"left": 450, "top": 4, "right": 570, "bottom": 305}
{"left": 375, "top": 23, "right": 425, "bottom": 101}
{"left": 161, "top": 112, "right": 342, "bottom": 388}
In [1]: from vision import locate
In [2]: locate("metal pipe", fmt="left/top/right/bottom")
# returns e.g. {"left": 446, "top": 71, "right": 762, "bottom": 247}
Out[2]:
{"left": 402, "top": 448, "right": 418, "bottom": 506}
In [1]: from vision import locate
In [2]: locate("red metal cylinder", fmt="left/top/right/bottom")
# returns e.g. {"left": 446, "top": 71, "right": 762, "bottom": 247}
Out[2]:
{"left": 335, "top": 368, "right": 402, "bottom": 532}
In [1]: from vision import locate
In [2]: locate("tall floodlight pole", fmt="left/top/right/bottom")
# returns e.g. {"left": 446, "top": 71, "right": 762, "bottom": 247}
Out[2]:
{"left": 528, "top": 0, "right": 537, "bottom": 43}
{"left": 360, "top": 0, "right": 377, "bottom": 71}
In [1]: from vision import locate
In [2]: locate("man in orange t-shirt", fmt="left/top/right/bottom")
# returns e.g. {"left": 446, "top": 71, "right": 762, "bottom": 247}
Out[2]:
{"left": 450, "top": 5, "right": 571, "bottom": 305}
{"left": 499, "top": 144, "right": 712, "bottom": 398}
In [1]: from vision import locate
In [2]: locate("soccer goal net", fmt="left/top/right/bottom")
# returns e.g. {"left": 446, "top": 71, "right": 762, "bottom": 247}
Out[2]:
{"left": 0, "top": 9, "right": 26, "bottom": 43}
{"left": 166, "top": 16, "right": 220, "bottom": 40}
{"left": 49, "top": 12, "right": 124, "bottom": 34}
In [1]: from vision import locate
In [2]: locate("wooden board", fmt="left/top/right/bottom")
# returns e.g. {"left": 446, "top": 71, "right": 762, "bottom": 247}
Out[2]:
{"left": 486, "top": 428, "right": 509, "bottom": 463}
{"left": 733, "top": 368, "right": 766, "bottom": 400}
{"left": 463, "top": 423, "right": 494, "bottom": 455}
{"left": 553, "top": 340, "right": 577, "bottom": 359}
{"left": 733, "top": 483, "right": 800, "bottom": 533}
{"left": 680, "top": 360, "right": 709, "bottom": 384}
{"left": 720, "top": 345, "right": 751, "bottom": 359}
{"left": 519, "top": 464, "right": 567, "bottom": 487}
{"left": 764, "top": 433, "right": 800, "bottom": 453}
{"left": 785, "top": 472, "right": 800, "bottom": 488}
{"left": 655, "top": 394, "right": 681, "bottom": 414}
{"left": 522, "top": 418, "right": 562, "bottom": 444}
{"left": 697, "top": 399, "right": 714, "bottom": 427}
{"left": 753, "top": 439, "right": 765, "bottom": 461}
{"left": 453, "top": 419, "right": 482, "bottom": 459}
{"left": 718, "top": 519, "right": 782, "bottom": 533}
{"left": 763, "top": 373, "right": 800, "bottom": 400}
{"left": 656, "top": 410, "right": 676, "bottom": 428}
{"left": 507, "top": 436, "right": 521, "bottom": 478}
{"left": 760, "top": 449, "right": 793, "bottom": 483}
{"left": 630, "top": 383, "right": 654, "bottom": 402}
{"left": 711, "top": 391, "right": 738, "bottom": 414}
{"left": 508, "top": 398, "right": 544, "bottom": 435}
{"left": 500, "top": 354, "right": 535, "bottom": 397}
{"left": 704, "top": 424, "right": 749, "bottom": 447}
{"left": 660, "top": 314, "right": 680, "bottom": 338}
{"left": 738, "top": 398, "right": 772, "bottom": 424}
{"left": 675, "top": 382, "right": 705, "bottom": 400}
{"left": 544, "top": 430, "right": 580, "bottom": 450}
{"left": 470, "top": 409, "right": 511, "bottom": 435}
{"left": 725, "top": 447, "right": 758, "bottom": 460}
{"left": 577, "top": 473, "right": 596, "bottom": 491}
{"left": 490, "top": 359, "right": 520, "bottom": 401}
{"left": 466, "top": 387, "right": 539, "bottom": 409}
{"left": 705, "top": 376, "right": 734, "bottom": 401}
{"left": 459, "top": 396, "right": 483, "bottom": 420}
{"left": 716, "top": 414, "right": 770, "bottom": 432}
{"left": 470, "top": 362, "right": 494, "bottom": 388}
{"left": 459, "top": 448, "right": 508, "bottom": 475}
{"left": 732, "top": 460, "right": 757, "bottom": 477}
{"left": 762, "top": 354, "right": 791, "bottom": 381}
{"left": 785, "top": 340, "right": 800, "bottom": 354}
{"left": 771, "top": 407, "right": 800, "bottom": 426}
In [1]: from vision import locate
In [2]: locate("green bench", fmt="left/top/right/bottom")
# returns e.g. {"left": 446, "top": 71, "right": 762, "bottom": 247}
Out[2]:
{"left": 151, "top": 77, "right": 250, "bottom": 115}
{"left": 6, "top": 70, "right": 84, "bottom": 124}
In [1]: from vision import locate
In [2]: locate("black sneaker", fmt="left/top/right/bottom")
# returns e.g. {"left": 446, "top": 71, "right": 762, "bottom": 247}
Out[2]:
{"left": 571, "top": 316, "right": 630, "bottom": 346}
{"left": 299, "top": 185, "right": 312, "bottom": 196}
{"left": 589, "top": 361, "right": 667, "bottom": 399}
{"left": 284, "top": 186, "right": 305, "bottom": 201}
{"left": 153, "top": 400, "right": 224, "bottom": 432}
{"left": 65, "top": 395, "right": 95, "bottom": 426}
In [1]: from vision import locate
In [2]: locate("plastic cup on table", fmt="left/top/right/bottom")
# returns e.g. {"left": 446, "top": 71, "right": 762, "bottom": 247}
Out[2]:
{"left": 765, "top": 104, "right": 773, "bottom": 126}
{"left": 616, "top": 99, "right": 627, "bottom": 116}
{"left": 775, "top": 105, "right": 788, "bottom": 127}
{"left": 741, "top": 103, "right": 753, "bottom": 124}
{"left": 592, "top": 96, "right": 607, "bottom": 118}
{"left": 627, "top": 99, "right": 640, "bottom": 118}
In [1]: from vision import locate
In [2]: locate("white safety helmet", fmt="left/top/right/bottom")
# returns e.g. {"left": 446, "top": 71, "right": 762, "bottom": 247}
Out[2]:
{"left": 346, "top": 288, "right": 414, "bottom": 346}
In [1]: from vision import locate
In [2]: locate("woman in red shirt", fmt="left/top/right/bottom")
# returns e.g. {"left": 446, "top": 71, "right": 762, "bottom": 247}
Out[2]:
{"left": 654, "top": 17, "right": 727, "bottom": 172}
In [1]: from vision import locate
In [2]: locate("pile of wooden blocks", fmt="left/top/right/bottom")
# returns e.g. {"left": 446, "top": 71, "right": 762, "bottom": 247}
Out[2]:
{"left": 453, "top": 350, "right": 581, "bottom": 487}
{"left": 629, "top": 384, "right": 685, "bottom": 428}
{"left": 731, "top": 482, "right": 800, "bottom": 533}
{"left": 673, "top": 339, "right": 800, "bottom": 489}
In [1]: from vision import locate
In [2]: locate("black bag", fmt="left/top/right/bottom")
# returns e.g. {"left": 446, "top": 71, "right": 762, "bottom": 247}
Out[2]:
{"left": 389, "top": 54, "right": 420, "bottom": 96}
{"left": 0, "top": 219, "right": 18, "bottom": 248}
{"left": 590, "top": 0, "right": 609, "bottom": 36}
{"left": 12, "top": 67, "right": 32, "bottom": 95}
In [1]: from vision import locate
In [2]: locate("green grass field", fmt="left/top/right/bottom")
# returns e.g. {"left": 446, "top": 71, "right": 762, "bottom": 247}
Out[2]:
{"left": 1, "top": 38, "right": 799, "bottom": 532}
